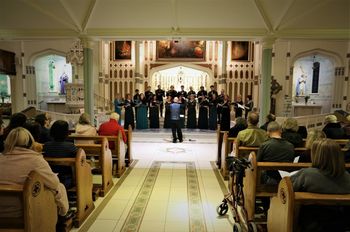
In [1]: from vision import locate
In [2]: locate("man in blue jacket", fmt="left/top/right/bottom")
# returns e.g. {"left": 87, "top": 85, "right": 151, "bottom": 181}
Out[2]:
{"left": 170, "top": 97, "right": 183, "bottom": 143}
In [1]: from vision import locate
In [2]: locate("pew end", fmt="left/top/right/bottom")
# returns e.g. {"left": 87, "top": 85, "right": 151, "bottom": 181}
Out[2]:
{"left": 268, "top": 177, "right": 350, "bottom": 232}
{"left": 0, "top": 171, "right": 58, "bottom": 232}
{"left": 45, "top": 149, "right": 95, "bottom": 228}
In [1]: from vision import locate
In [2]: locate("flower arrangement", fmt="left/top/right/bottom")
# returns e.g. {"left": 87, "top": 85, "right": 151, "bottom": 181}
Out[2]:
{"left": 304, "top": 95, "right": 310, "bottom": 104}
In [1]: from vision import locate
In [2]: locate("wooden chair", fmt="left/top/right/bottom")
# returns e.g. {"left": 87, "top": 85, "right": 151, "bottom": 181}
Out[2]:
{"left": 0, "top": 171, "right": 57, "bottom": 232}
{"left": 69, "top": 132, "right": 126, "bottom": 177}
{"left": 268, "top": 176, "right": 350, "bottom": 232}
{"left": 45, "top": 149, "right": 95, "bottom": 227}
{"left": 75, "top": 137, "right": 113, "bottom": 197}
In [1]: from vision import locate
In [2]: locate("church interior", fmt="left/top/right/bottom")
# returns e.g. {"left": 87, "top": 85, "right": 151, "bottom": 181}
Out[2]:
{"left": 0, "top": 0, "right": 350, "bottom": 231}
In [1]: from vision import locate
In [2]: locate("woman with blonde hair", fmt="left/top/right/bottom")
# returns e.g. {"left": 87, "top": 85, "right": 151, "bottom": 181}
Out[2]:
{"left": 298, "top": 129, "right": 326, "bottom": 162}
{"left": 0, "top": 127, "right": 69, "bottom": 218}
{"left": 75, "top": 113, "right": 97, "bottom": 144}
{"left": 291, "top": 139, "right": 350, "bottom": 231}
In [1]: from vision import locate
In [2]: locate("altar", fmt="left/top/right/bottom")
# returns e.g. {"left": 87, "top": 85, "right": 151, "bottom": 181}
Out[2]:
{"left": 292, "top": 104, "right": 322, "bottom": 116}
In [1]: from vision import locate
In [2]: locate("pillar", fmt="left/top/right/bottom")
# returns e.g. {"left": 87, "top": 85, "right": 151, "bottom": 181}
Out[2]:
{"left": 259, "top": 37, "right": 275, "bottom": 124}
{"left": 134, "top": 41, "right": 143, "bottom": 91}
{"left": 82, "top": 39, "right": 94, "bottom": 123}
{"left": 219, "top": 41, "right": 228, "bottom": 93}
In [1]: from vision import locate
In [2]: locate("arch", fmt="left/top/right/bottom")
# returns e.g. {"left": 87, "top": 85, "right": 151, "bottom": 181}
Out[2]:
{"left": 114, "top": 82, "right": 118, "bottom": 98}
{"left": 234, "top": 82, "right": 238, "bottom": 100}
{"left": 235, "top": 70, "right": 238, "bottom": 79}
{"left": 245, "top": 70, "right": 249, "bottom": 79}
{"left": 119, "top": 81, "right": 123, "bottom": 97}
{"left": 229, "top": 82, "right": 233, "bottom": 100}
{"left": 229, "top": 70, "right": 233, "bottom": 79}
{"left": 119, "top": 70, "right": 123, "bottom": 78}
{"left": 109, "top": 82, "right": 113, "bottom": 102}
{"left": 129, "top": 82, "right": 133, "bottom": 95}
{"left": 245, "top": 82, "right": 249, "bottom": 100}
{"left": 114, "top": 70, "right": 117, "bottom": 78}
{"left": 149, "top": 62, "right": 214, "bottom": 79}
{"left": 28, "top": 48, "right": 67, "bottom": 65}
{"left": 291, "top": 48, "right": 343, "bottom": 67}
{"left": 124, "top": 70, "right": 128, "bottom": 78}
{"left": 124, "top": 81, "right": 128, "bottom": 95}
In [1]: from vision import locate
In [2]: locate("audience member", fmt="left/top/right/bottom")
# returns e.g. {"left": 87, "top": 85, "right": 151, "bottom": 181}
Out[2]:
{"left": 228, "top": 117, "right": 247, "bottom": 137}
{"left": 322, "top": 115, "right": 347, "bottom": 139}
{"left": 3, "top": 112, "right": 27, "bottom": 139}
{"left": 298, "top": 129, "right": 326, "bottom": 162}
{"left": 99, "top": 112, "right": 127, "bottom": 146}
{"left": 0, "top": 127, "right": 69, "bottom": 218}
{"left": 281, "top": 118, "right": 303, "bottom": 147}
{"left": 260, "top": 113, "right": 276, "bottom": 131}
{"left": 291, "top": 139, "right": 350, "bottom": 231}
{"left": 257, "top": 121, "right": 294, "bottom": 184}
{"left": 236, "top": 112, "right": 268, "bottom": 148}
{"left": 35, "top": 113, "right": 51, "bottom": 143}
{"left": 43, "top": 120, "right": 78, "bottom": 188}
{"left": 75, "top": 113, "right": 98, "bottom": 144}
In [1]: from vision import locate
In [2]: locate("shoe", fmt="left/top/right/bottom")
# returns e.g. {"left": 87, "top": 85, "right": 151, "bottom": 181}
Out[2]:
{"left": 173, "top": 140, "right": 177, "bottom": 143}
{"left": 179, "top": 139, "right": 183, "bottom": 143}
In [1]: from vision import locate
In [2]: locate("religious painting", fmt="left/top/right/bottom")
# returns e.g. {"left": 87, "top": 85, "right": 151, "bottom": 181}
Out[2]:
{"left": 231, "top": 41, "right": 250, "bottom": 61}
{"left": 156, "top": 41, "right": 206, "bottom": 61}
{"left": 115, "top": 41, "right": 132, "bottom": 60}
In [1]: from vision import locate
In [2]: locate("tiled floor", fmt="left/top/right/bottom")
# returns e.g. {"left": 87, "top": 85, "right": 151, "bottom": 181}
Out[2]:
{"left": 75, "top": 130, "right": 234, "bottom": 232}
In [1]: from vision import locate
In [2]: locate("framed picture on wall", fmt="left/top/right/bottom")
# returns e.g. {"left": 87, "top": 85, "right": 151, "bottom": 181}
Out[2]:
{"left": 115, "top": 41, "right": 132, "bottom": 60}
{"left": 156, "top": 40, "right": 206, "bottom": 61}
{"left": 231, "top": 41, "right": 250, "bottom": 61}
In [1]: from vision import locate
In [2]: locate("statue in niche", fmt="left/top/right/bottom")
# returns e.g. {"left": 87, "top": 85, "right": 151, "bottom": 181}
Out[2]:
{"left": 59, "top": 72, "right": 69, "bottom": 95}
{"left": 296, "top": 66, "right": 307, "bottom": 96}
{"left": 270, "top": 77, "right": 282, "bottom": 114}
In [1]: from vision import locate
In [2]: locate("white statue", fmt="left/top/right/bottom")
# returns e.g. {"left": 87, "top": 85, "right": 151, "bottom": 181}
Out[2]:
{"left": 296, "top": 66, "right": 307, "bottom": 96}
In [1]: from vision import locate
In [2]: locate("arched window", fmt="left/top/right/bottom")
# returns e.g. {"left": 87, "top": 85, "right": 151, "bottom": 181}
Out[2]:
{"left": 229, "top": 70, "right": 233, "bottom": 79}
{"left": 124, "top": 70, "right": 128, "bottom": 78}
{"left": 229, "top": 82, "right": 233, "bottom": 100}
{"left": 312, "top": 62, "right": 320, "bottom": 93}
{"left": 114, "top": 70, "right": 117, "bottom": 78}
{"left": 235, "top": 70, "right": 238, "bottom": 79}
{"left": 119, "top": 70, "right": 123, "bottom": 78}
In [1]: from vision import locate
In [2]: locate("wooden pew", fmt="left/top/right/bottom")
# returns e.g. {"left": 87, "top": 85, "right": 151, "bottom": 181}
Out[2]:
{"left": 45, "top": 149, "right": 95, "bottom": 228}
{"left": 69, "top": 132, "right": 126, "bottom": 178}
{"left": 220, "top": 132, "right": 235, "bottom": 179}
{"left": 125, "top": 125, "right": 133, "bottom": 166}
{"left": 242, "top": 152, "right": 350, "bottom": 223}
{"left": 216, "top": 128, "right": 227, "bottom": 168}
{"left": 75, "top": 137, "right": 113, "bottom": 197}
{"left": 0, "top": 171, "right": 57, "bottom": 232}
{"left": 268, "top": 176, "right": 350, "bottom": 232}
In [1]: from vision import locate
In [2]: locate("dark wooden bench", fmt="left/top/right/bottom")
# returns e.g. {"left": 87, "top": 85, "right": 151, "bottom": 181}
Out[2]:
{"left": 69, "top": 132, "right": 126, "bottom": 178}
{"left": 75, "top": 137, "right": 113, "bottom": 197}
{"left": 216, "top": 128, "right": 228, "bottom": 168}
{"left": 0, "top": 171, "right": 58, "bottom": 232}
{"left": 242, "top": 152, "right": 350, "bottom": 223}
{"left": 45, "top": 148, "right": 95, "bottom": 227}
{"left": 268, "top": 176, "right": 350, "bottom": 232}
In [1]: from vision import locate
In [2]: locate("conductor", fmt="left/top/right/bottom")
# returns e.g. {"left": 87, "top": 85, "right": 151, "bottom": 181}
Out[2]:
{"left": 170, "top": 97, "right": 183, "bottom": 143}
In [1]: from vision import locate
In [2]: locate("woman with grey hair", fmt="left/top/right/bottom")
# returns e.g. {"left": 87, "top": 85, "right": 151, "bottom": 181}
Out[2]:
{"left": 281, "top": 117, "right": 303, "bottom": 147}
{"left": 0, "top": 127, "right": 69, "bottom": 218}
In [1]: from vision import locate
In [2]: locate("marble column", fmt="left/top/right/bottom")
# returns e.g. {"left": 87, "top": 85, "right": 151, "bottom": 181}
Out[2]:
{"left": 134, "top": 41, "right": 143, "bottom": 91}
{"left": 82, "top": 39, "right": 94, "bottom": 123}
{"left": 259, "top": 37, "right": 275, "bottom": 124}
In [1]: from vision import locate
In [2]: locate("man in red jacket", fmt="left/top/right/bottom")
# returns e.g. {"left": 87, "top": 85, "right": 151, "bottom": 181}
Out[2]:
{"left": 99, "top": 113, "right": 127, "bottom": 149}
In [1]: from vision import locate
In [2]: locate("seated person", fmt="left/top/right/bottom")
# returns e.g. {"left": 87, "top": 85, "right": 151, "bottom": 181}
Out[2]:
{"left": 322, "top": 114, "right": 347, "bottom": 139}
{"left": 291, "top": 139, "right": 350, "bottom": 231}
{"left": 228, "top": 117, "right": 247, "bottom": 137}
{"left": 0, "top": 127, "right": 68, "bottom": 218}
{"left": 35, "top": 113, "right": 51, "bottom": 143}
{"left": 281, "top": 118, "right": 304, "bottom": 147}
{"left": 75, "top": 113, "right": 97, "bottom": 144}
{"left": 236, "top": 112, "right": 268, "bottom": 147}
{"left": 99, "top": 113, "right": 127, "bottom": 149}
{"left": 298, "top": 129, "right": 326, "bottom": 163}
{"left": 257, "top": 121, "right": 294, "bottom": 184}
{"left": 1, "top": 113, "right": 27, "bottom": 152}
{"left": 43, "top": 120, "right": 78, "bottom": 189}
{"left": 260, "top": 113, "right": 276, "bottom": 131}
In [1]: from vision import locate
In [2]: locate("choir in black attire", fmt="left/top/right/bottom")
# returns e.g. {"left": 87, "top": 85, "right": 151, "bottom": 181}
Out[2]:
{"left": 219, "top": 95, "right": 231, "bottom": 131}
{"left": 155, "top": 85, "right": 165, "bottom": 117}
{"left": 186, "top": 95, "right": 197, "bottom": 128}
{"left": 124, "top": 94, "right": 135, "bottom": 129}
{"left": 209, "top": 94, "right": 219, "bottom": 130}
{"left": 149, "top": 95, "right": 160, "bottom": 128}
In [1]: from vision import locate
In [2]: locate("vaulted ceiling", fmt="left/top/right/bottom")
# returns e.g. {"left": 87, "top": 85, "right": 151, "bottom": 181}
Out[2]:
{"left": 0, "top": 0, "right": 349, "bottom": 40}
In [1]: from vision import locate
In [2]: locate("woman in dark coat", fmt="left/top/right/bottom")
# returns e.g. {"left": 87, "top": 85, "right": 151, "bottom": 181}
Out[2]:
{"left": 186, "top": 94, "right": 197, "bottom": 129}
{"left": 124, "top": 94, "right": 135, "bottom": 129}
{"left": 163, "top": 96, "right": 172, "bottom": 128}
{"left": 219, "top": 94, "right": 231, "bottom": 131}
{"left": 198, "top": 97, "right": 209, "bottom": 129}
{"left": 149, "top": 95, "right": 160, "bottom": 128}
{"left": 208, "top": 94, "right": 218, "bottom": 130}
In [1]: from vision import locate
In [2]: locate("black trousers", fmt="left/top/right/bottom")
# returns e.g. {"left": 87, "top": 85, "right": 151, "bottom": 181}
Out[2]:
{"left": 171, "top": 119, "right": 183, "bottom": 141}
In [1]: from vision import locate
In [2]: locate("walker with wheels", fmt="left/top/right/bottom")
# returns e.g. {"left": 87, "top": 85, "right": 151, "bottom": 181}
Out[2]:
{"left": 217, "top": 156, "right": 257, "bottom": 232}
